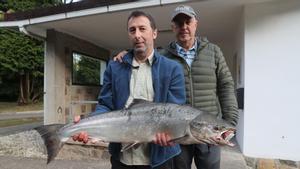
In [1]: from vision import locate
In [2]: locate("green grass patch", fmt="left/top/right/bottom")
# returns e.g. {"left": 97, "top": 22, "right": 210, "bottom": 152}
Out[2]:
{"left": 0, "top": 117, "right": 43, "bottom": 128}
{"left": 0, "top": 102, "right": 43, "bottom": 113}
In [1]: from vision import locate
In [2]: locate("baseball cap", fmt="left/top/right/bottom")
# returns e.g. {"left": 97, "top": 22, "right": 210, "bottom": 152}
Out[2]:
{"left": 171, "top": 5, "right": 197, "bottom": 21}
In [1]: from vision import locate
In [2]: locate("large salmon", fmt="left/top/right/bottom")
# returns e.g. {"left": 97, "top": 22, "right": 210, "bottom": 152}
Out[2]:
{"left": 35, "top": 99, "right": 235, "bottom": 163}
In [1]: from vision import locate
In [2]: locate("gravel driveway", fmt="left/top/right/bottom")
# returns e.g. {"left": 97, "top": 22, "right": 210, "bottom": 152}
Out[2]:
{"left": 0, "top": 156, "right": 111, "bottom": 169}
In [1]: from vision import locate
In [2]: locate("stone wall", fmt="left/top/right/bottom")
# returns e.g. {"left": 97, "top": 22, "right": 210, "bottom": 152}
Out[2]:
{"left": 68, "top": 86, "right": 99, "bottom": 122}
{"left": 245, "top": 156, "right": 300, "bottom": 169}
{"left": 0, "top": 130, "right": 110, "bottom": 161}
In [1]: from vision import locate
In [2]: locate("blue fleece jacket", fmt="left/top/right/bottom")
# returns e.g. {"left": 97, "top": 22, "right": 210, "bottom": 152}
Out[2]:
{"left": 90, "top": 50, "right": 186, "bottom": 167}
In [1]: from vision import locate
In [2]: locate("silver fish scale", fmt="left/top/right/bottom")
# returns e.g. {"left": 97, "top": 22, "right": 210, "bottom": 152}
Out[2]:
{"left": 59, "top": 102, "right": 201, "bottom": 143}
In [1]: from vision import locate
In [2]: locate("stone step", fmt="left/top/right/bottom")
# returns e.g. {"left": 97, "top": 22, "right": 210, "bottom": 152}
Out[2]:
{"left": 257, "top": 159, "right": 277, "bottom": 169}
{"left": 245, "top": 157, "right": 300, "bottom": 169}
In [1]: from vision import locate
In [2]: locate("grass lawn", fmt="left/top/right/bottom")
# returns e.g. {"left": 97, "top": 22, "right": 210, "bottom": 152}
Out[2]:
{"left": 0, "top": 102, "right": 43, "bottom": 113}
{"left": 0, "top": 117, "right": 43, "bottom": 128}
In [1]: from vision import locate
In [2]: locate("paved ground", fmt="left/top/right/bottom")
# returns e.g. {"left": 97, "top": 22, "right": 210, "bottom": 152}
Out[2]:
{"left": 0, "top": 122, "right": 42, "bottom": 136}
{"left": 220, "top": 141, "right": 248, "bottom": 169}
{"left": 0, "top": 111, "right": 43, "bottom": 120}
{"left": 0, "top": 110, "right": 43, "bottom": 136}
{"left": 0, "top": 156, "right": 111, "bottom": 169}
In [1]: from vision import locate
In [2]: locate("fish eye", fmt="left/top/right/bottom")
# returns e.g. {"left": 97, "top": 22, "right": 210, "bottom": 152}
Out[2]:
{"left": 213, "top": 126, "right": 220, "bottom": 130}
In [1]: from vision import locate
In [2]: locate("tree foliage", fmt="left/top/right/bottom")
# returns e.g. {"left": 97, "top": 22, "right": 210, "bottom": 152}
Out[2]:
{"left": 0, "top": 0, "right": 63, "bottom": 12}
{"left": 0, "top": 29, "right": 43, "bottom": 74}
{"left": 0, "top": 0, "right": 77, "bottom": 104}
{"left": 0, "top": 0, "right": 64, "bottom": 103}
{"left": 0, "top": 28, "right": 44, "bottom": 103}
{"left": 73, "top": 55, "right": 101, "bottom": 85}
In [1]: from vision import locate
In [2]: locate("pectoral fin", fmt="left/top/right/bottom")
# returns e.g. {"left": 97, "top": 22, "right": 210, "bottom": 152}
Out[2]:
{"left": 121, "top": 142, "right": 141, "bottom": 152}
{"left": 169, "top": 134, "right": 191, "bottom": 144}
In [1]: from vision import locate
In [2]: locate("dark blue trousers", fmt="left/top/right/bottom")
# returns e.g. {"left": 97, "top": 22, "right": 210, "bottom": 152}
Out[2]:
{"left": 174, "top": 144, "right": 221, "bottom": 169}
{"left": 111, "top": 156, "right": 174, "bottom": 169}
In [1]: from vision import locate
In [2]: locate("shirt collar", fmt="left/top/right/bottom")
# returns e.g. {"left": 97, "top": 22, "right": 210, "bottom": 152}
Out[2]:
{"left": 175, "top": 39, "right": 197, "bottom": 53}
{"left": 147, "top": 49, "right": 154, "bottom": 65}
{"left": 132, "top": 49, "right": 154, "bottom": 66}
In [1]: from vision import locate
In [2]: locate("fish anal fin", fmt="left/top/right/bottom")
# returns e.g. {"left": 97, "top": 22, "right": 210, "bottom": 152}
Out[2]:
{"left": 120, "top": 142, "right": 141, "bottom": 152}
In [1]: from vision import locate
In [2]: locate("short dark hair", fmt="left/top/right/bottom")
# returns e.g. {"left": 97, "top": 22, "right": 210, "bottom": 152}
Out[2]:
{"left": 127, "top": 11, "right": 157, "bottom": 30}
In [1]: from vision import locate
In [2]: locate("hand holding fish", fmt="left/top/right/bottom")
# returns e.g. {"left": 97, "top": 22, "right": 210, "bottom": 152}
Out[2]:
{"left": 72, "top": 131, "right": 89, "bottom": 143}
{"left": 153, "top": 133, "right": 175, "bottom": 146}
{"left": 72, "top": 115, "right": 89, "bottom": 144}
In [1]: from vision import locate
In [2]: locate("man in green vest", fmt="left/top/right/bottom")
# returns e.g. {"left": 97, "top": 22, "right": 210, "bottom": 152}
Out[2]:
{"left": 114, "top": 5, "right": 239, "bottom": 169}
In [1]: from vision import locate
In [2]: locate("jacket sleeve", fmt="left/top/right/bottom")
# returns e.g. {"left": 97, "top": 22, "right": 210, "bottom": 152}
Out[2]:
{"left": 89, "top": 61, "right": 114, "bottom": 117}
{"left": 215, "top": 46, "right": 239, "bottom": 126}
{"left": 167, "top": 62, "right": 186, "bottom": 105}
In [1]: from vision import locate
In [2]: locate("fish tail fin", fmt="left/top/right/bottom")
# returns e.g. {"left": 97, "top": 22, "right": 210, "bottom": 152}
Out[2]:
{"left": 35, "top": 124, "right": 65, "bottom": 164}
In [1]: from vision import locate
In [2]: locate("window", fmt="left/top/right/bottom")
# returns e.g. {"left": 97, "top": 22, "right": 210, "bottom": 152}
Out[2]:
{"left": 72, "top": 52, "right": 107, "bottom": 86}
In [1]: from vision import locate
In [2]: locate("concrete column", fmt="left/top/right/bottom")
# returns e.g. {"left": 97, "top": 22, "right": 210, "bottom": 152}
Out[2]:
{"left": 44, "top": 29, "right": 65, "bottom": 124}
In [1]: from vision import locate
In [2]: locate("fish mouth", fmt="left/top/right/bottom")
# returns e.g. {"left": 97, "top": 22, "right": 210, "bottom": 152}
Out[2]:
{"left": 218, "top": 129, "right": 235, "bottom": 146}
{"left": 203, "top": 129, "right": 235, "bottom": 146}
{"left": 190, "top": 124, "right": 236, "bottom": 146}
{"left": 221, "top": 129, "right": 235, "bottom": 141}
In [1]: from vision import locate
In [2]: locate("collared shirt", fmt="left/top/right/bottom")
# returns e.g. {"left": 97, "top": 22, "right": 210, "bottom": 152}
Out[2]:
{"left": 175, "top": 40, "right": 197, "bottom": 67}
{"left": 120, "top": 50, "right": 154, "bottom": 165}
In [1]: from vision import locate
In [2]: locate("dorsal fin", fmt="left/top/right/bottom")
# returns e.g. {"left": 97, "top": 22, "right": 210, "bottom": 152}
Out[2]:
{"left": 127, "top": 99, "right": 152, "bottom": 109}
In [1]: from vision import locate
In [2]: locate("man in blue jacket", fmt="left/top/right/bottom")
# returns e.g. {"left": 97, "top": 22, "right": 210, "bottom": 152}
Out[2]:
{"left": 74, "top": 11, "right": 186, "bottom": 169}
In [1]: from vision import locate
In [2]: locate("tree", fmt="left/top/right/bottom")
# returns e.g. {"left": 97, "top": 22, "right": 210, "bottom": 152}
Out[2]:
{"left": 0, "top": 28, "right": 44, "bottom": 104}
{"left": 0, "top": 0, "right": 63, "bottom": 12}
{"left": 0, "top": 0, "right": 77, "bottom": 103}
{"left": 73, "top": 55, "right": 101, "bottom": 85}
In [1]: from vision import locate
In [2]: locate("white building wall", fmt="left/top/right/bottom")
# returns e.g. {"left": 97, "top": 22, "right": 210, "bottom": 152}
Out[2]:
{"left": 244, "top": 0, "right": 300, "bottom": 161}
{"left": 214, "top": 39, "right": 236, "bottom": 79}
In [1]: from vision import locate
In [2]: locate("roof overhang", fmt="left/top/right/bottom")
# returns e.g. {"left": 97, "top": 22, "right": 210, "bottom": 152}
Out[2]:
{"left": 0, "top": 0, "right": 276, "bottom": 51}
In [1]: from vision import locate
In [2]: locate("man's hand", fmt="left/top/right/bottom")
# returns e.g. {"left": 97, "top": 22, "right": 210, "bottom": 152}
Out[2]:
{"left": 73, "top": 115, "right": 81, "bottom": 123}
{"left": 72, "top": 131, "right": 89, "bottom": 144}
{"left": 113, "top": 50, "right": 128, "bottom": 62}
{"left": 153, "top": 133, "right": 175, "bottom": 147}
{"left": 72, "top": 115, "right": 89, "bottom": 144}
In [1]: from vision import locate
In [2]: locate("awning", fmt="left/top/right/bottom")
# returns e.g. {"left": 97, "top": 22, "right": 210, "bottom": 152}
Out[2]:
{"left": 0, "top": 0, "right": 265, "bottom": 51}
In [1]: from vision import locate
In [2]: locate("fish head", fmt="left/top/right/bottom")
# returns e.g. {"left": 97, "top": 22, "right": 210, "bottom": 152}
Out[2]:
{"left": 189, "top": 113, "right": 236, "bottom": 146}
